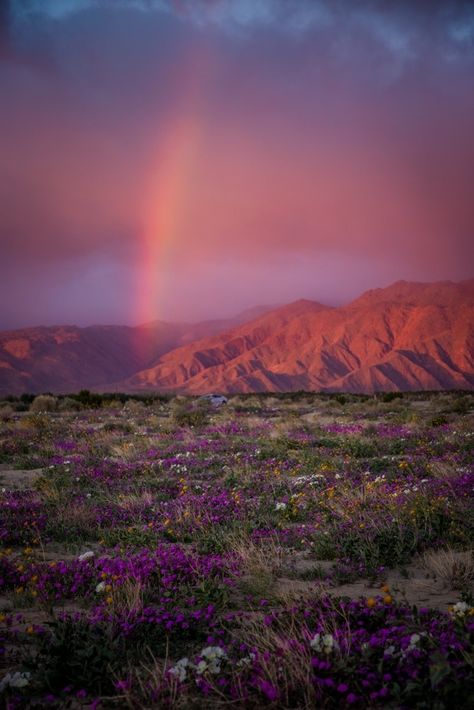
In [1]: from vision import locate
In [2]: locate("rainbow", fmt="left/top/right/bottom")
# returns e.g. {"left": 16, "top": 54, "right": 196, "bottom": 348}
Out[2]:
{"left": 135, "top": 50, "right": 211, "bottom": 330}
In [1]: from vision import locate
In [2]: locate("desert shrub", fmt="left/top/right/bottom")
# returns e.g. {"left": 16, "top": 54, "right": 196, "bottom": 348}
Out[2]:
{"left": 336, "top": 524, "right": 418, "bottom": 576}
{"left": 57, "top": 396, "right": 81, "bottom": 412}
{"left": 195, "top": 519, "right": 256, "bottom": 555}
{"left": 29, "top": 617, "right": 122, "bottom": 695}
{"left": 334, "top": 492, "right": 469, "bottom": 576}
{"left": 431, "top": 414, "right": 448, "bottom": 427}
{"left": 146, "top": 414, "right": 163, "bottom": 429}
{"left": 170, "top": 394, "right": 186, "bottom": 405}
{"left": 344, "top": 437, "right": 377, "bottom": 458}
{"left": 382, "top": 391, "right": 404, "bottom": 402}
{"left": 123, "top": 399, "right": 146, "bottom": 415}
{"left": 101, "top": 525, "right": 159, "bottom": 549}
{"left": 449, "top": 396, "right": 471, "bottom": 415}
{"left": 103, "top": 420, "right": 133, "bottom": 433}
{"left": 102, "top": 398, "right": 124, "bottom": 409}
{"left": 44, "top": 502, "right": 100, "bottom": 542}
{"left": 20, "top": 413, "right": 50, "bottom": 431}
{"left": 72, "top": 389, "right": 104, "bottom": 408}
{"left": 311, "top": 532, "right": 338, "bottom": 560}
{"left": 19, "top": 393, "right": 35, "bottom": 404}
{"left": 171, "top": 399, "right": 210, "bottom": 427}
{"left": 0, "top": 403, "right": 14, "bottom": 420}
{"left": 30, "top": 395, "right": 58, "bottom": 413}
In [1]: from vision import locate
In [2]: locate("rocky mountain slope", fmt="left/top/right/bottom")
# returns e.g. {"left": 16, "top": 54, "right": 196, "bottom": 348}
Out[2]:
{"left": 0, "top": 306, "right": 272, "bottom": 395}
{"left": 119, "top": 280, "right": 474, "bottom": 394}
{"left": 1, "top": 281, "right": 472, "bottom": 395}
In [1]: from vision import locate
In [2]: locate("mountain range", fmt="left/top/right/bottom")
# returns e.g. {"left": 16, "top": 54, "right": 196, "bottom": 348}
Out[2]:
{"left": 1, "top": 280, "right": 473, "bottom": 395}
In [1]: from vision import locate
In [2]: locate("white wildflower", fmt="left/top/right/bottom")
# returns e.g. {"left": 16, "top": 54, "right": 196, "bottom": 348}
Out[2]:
{"left": 236, "top": 652, "right": 256, "bottom": 668}
{"left": 0, "top": 671, "right": 31, "bottom": 691}
{"left": 199, "top": 646, "right": 227, "bottom": 674}
{"left": 195, "top": 660, "right": 208, "bottom": 675}
{"left": 169, "top": 657, "right": 189, "bottom": 682}
{"left": 95, "top": 581, "right": 106, "bottom": 593}
{"left": 310, "top": 633, "right": 337, "bottom": 654}
{"left": 451, "top": 601, "right": 470, "bottom": 618}
{"left": 201, "top": 646, "right": 226, "bottom": 660}
{"left": 78, "top": 551, "right": 95, "bottom": 562}
{"left": 275, "top": 502, "right": 287, "bottom": 511}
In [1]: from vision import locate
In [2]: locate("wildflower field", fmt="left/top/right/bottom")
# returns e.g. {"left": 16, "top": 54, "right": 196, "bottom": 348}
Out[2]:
{"left": 0, "top": 391, "right": 473, "bottom": 708}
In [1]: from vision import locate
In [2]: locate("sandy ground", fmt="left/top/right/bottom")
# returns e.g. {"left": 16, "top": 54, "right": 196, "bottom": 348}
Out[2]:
{"left": 0, "top": 465, "right": 44, "bottom": 489}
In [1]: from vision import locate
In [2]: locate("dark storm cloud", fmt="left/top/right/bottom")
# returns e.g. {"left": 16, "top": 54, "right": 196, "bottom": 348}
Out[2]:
{"left": 0, "top": 0, "right": 15, "bottom": 58}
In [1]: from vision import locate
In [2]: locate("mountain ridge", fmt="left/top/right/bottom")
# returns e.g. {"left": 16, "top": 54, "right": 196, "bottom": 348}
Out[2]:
{"left": 0, "top": 280, "right": 473, "bottom": 395}
{"left": 117, "top": 279, "right": 474, "bottom": 394}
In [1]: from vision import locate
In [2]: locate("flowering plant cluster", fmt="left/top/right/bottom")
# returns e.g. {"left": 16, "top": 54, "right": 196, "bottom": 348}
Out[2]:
{"left": 0, "top": 391, "right": 473, "bottom": 706}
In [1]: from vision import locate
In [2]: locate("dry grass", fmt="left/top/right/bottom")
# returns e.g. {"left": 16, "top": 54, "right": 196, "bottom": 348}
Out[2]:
{"left": 232, "top": 533, "right": 285, "bottom": 578}
{"left": 428, "top": 461, "right": 459, "bottom": 480}
{"left": 129, "top": 601, "right": 343, "bottom": 708}
{"left": 35, "top": 476, "right": 64, "bottom": 504}
{"left": 109, "top": 441, "right": 138, "bottom": 460}
{"left": 108, "top": 578, "right": 145, "bottom": 617}
{"left": 224, "top": 598, "right": 351, "bottom": 707}
{"left": 229, "top": 533, "right": 286, "bottom": 601}
{"left": 422, "top": 548, "right": 474, "bottom": 590}
{"left": 18, "top": 413, "right": 50, "bottom": 431}
{"left": 146, "top": 414, "right": 162, "bottom": 428}
{"left": 268, "top": 419, "right": 299, "bottom": 440}
{"left": 64, "top": 502, "right": 98, "bottom": 528}
{"left": 123, "top": 650, "right": 182, "bottom": 709}
{"left": 114, "top": 490, "right": 155, "bottom": 512}
{"left": 236, "top": 625, "right": 316, "bottom": 707}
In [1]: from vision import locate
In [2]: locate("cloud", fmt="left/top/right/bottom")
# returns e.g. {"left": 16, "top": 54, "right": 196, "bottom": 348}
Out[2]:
{"left": 8, "top": 0, "right": 474, "bottom": 44}
{"left": 0, "top": 1, "right": 15, "bottom": 58}
{"left": 5, "top": 0, "right": 472, "bottom": 87}
{"left": 0, "top": 0, "right": 473, "bottom": 326}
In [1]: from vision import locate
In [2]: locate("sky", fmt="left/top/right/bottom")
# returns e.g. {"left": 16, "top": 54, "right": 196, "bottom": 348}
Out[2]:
{"left": 0, "top": 0, "right": 473, "bottom": 328}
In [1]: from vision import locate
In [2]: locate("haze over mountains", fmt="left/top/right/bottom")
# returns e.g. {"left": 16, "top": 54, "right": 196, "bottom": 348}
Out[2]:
{"left": 0, "top": 281, "right": 473, "bottom": 396}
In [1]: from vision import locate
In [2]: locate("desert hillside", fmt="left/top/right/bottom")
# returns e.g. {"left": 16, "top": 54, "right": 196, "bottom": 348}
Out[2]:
{"left": 1, "top": 281, "right": 473, "bottom": 395}
{"left": 120, "top": 280, "right": 474, "bottom": 394}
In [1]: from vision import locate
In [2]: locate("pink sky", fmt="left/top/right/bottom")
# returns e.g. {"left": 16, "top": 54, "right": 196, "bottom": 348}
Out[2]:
{"left": 0, "top": 0, "right": 473, "bottom": 327}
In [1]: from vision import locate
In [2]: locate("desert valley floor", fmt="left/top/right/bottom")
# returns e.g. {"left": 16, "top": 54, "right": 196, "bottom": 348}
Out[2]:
{"left": 0, "top": 391, "right": 473, "bottom": 707}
